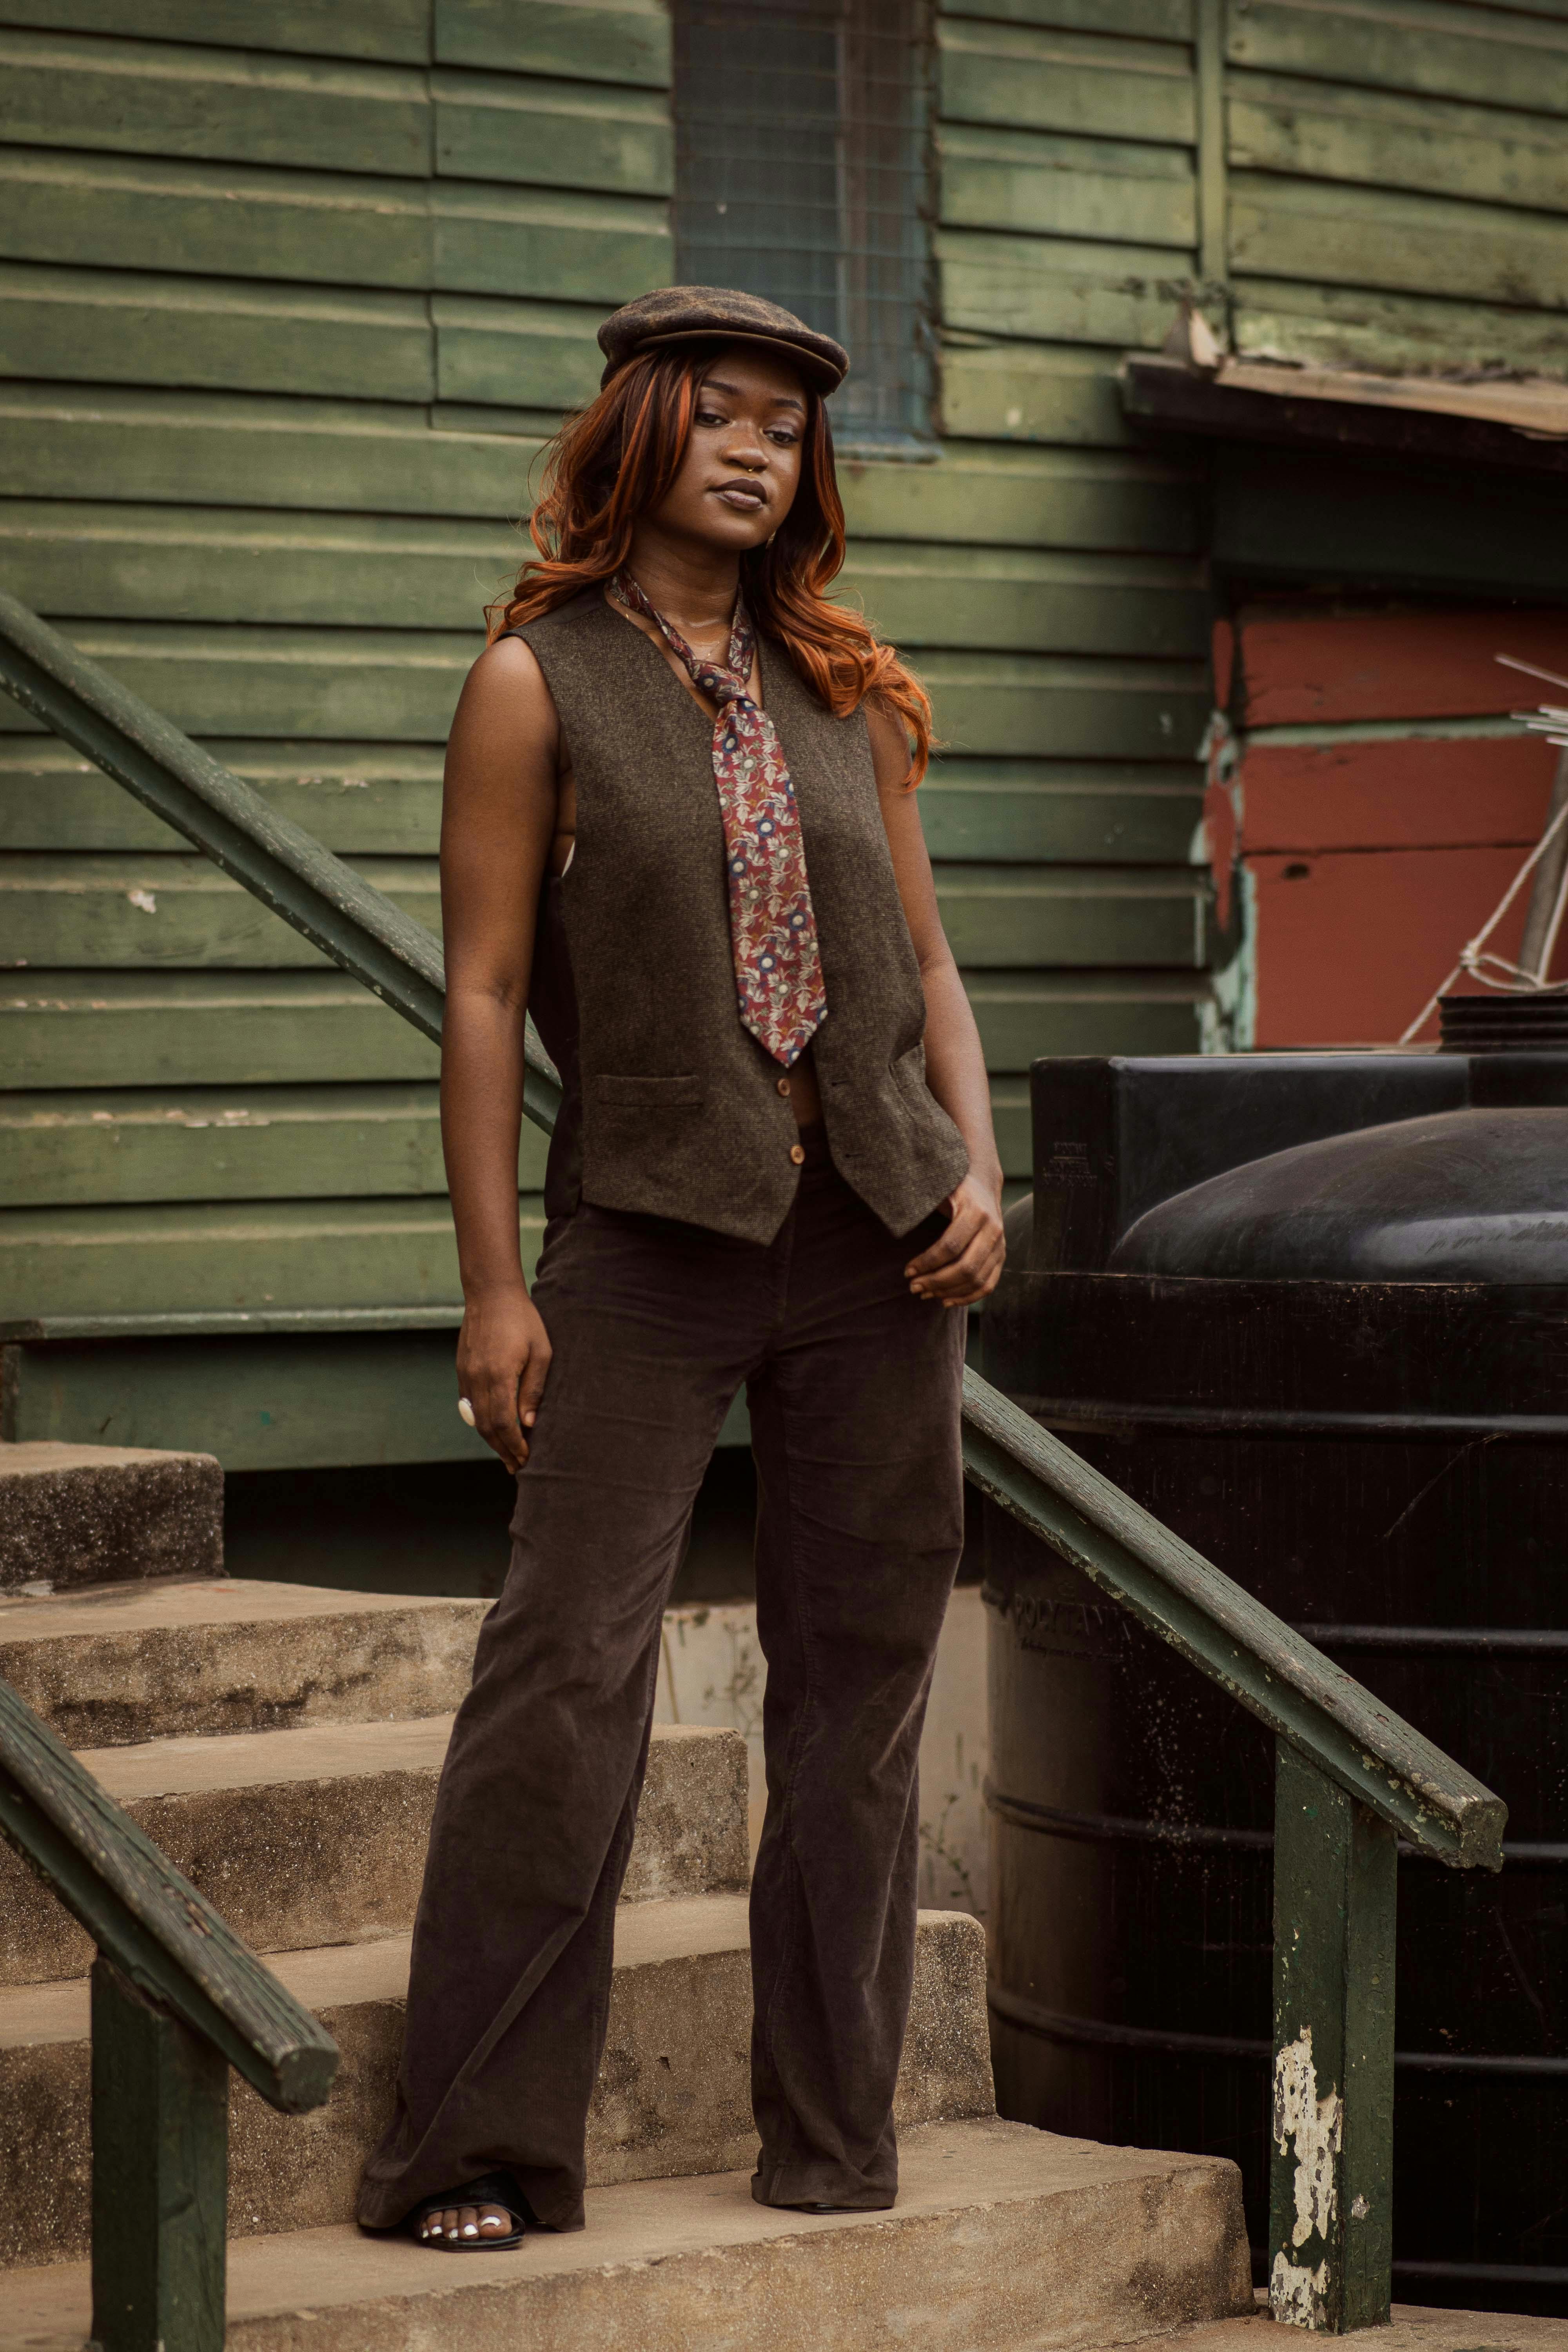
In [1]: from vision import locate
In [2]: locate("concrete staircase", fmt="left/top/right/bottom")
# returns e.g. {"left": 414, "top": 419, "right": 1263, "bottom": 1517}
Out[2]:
{"left": 0, "top": 1442, "right": 1256, "bottom": 2351}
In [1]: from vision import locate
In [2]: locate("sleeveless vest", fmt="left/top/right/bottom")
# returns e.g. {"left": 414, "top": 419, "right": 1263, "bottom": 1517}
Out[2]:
{"left": 516, "top": 588, "right": 968, "bottom": 1246}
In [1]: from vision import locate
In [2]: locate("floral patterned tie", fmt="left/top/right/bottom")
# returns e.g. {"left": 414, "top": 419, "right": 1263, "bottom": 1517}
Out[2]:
{"left": 614, "top": 571, "right": 828, "bottom": 1068}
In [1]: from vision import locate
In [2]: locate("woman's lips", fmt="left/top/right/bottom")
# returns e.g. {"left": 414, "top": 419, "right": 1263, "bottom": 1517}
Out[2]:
{"left": 714, "top": 481, "right": 766, "bottom": 511}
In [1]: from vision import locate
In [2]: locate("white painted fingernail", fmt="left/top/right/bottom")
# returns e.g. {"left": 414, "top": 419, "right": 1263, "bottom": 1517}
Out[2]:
{"left": 457, "top": 1397, "right": 476, "bottom": 1426}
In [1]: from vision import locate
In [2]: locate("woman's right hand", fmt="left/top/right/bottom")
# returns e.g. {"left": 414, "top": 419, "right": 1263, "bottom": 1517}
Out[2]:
{"left": 456, "top": 1284, "right": 553, "bottom": 1472}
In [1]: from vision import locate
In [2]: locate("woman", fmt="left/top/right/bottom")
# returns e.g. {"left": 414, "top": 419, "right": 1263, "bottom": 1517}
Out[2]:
{"left": 357, "top": 286, "right": 1005, "bottom": 2251}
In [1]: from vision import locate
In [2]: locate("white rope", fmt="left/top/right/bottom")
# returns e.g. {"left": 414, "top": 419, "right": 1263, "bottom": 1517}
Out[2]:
{"left": 1398, "top": 669, "right": 1568, "bottom": 1044}
{"left": 1398, "top": 790, "right": 1568, "bottom": 1045}
{"left": 1536, "top": 823, "right": 1568, "bottom": 983}
{"left": 1497, "top": 654, "right": 1568, "bottom": 695}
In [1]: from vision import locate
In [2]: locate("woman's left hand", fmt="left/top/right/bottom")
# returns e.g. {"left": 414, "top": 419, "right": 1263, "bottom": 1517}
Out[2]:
{"left": 905, "top": 1173, "right": 1006, "bottom": 1307}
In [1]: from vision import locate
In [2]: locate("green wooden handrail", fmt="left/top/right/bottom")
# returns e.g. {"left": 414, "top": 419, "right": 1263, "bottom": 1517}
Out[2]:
{"left": 0, "top": 1675, "right": 338, "bottom": 2352}
{"left": 0, "top": 596, "right": 1509, "bottom": 2336}
{"left": 0, "top": 1681, "right": 338, "bottom": 2108}
{"left": 963, "top": 1374, "right": 1503, "bottom": 1871}
{"left": 964, "top": 1372, "right": 1506, "bottom": 2334}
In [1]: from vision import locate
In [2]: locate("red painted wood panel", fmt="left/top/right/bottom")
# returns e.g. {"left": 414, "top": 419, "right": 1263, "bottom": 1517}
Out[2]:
{"left": 1240, "top": 733, "right": 1555, "bottom": 853}
{"left": 1249, "top": 846, "right": 1567, "bottom": 1048}
{"left": 1235, "top": 606, "right": 1568, "bottom": 727}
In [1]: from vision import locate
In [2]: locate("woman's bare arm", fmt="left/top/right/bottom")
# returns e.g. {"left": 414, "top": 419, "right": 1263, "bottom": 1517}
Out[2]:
{"left": 440, "top": 635, "right": 561, "bottom": 1470}
{"left": 869, "top": 705, "right": 1006, "bottom": 1307}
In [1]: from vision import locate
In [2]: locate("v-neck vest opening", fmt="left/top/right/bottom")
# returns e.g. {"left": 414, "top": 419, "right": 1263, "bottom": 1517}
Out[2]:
{"left": 513, "top": 588, "right": 966, "bottom": 1245}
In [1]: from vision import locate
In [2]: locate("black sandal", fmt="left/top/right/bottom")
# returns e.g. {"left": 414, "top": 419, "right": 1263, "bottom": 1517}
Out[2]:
{"left": 409, "top": 2171, "right": 529, "bottom": 2251}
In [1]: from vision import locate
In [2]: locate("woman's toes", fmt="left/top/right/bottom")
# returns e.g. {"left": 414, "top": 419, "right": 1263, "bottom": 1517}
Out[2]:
{"left": 418, "top": 2196, "right": 514, "bottom": 2244}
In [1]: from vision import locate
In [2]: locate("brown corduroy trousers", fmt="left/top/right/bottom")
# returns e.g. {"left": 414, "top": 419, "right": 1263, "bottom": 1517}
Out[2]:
{"left": 356, "top": 1127, "right": 966, "bottom": 2233}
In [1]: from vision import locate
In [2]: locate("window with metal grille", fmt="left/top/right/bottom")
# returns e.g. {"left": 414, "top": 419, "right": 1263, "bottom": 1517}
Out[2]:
{"left": 672, "top": 0, "right": 933, "bottom": 442}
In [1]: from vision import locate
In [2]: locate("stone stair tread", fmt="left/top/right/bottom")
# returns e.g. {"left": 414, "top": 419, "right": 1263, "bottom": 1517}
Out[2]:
{"left": 0, "top": 1576, "right": 490, "bottom": 1746}
{"left": 0, "top": 1714, "right": 748, "bottom": 1985}
{"left": 70, "top": 1711, "right": 727, "bottom": 1801}
{"left": 0, "top": 1442, "right": 222, "bottom": 1594}
{"left": 0, "top": 2116, "right": 1256, "bottom": 2352}
{"left": 72, "top": 1708, "right": 460, "bottom": 1797}
{"left": 0, "top": 1906, "right": 994, "bottom": 2265}
{"left": 2, "top": 1659, "right": 749, "bottom": 1987}
{"left": 0, "top": 1576, "right": 478, "bottom": 1643}
{"left": 255, "top": 1891, "right": 760, "bottom": 2000}
{"left": 1157, "top": 2317, "right": 1568, "bottom": 2352}
{"left": 0, "top": 1897, "right": 815, "bottom": 2047}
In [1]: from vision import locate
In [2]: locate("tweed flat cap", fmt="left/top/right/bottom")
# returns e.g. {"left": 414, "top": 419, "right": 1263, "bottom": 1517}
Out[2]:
{"left": 598, "top": 286, "right": 849, "bottom": 394}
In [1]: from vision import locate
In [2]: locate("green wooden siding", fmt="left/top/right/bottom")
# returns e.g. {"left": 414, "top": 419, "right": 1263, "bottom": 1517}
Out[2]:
{"left": 0, "top": 2, "right": 434, "bottom": 64}
{"left": 9, "top": 1329, "right": 504, "bottom": 1470}
{"left": 929, "top": 0, "right": 1212, "bottom": 1224}
{"left": 1223, "top": 0, "right": 1568, "bottom": 375}
{"left": 1, "top": 0, "right": 1218, "bottom": 1464}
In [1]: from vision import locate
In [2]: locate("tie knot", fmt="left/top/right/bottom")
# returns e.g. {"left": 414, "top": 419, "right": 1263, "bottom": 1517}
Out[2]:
{"left": 704, "top": 666, "right": 751, "bottom": 709}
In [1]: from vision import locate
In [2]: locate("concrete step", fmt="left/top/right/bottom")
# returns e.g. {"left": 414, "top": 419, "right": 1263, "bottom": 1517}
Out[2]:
{"left": 1154, "top": 2314, "right": 1568, "bottom": 2352}
{"left": 0, "top": 2117, "right": 1256, "bottom": 2352}
{"left": 0, "top": 1716, "right": 750, "bottom": 1985}
{"left": 0, "top": 1575, "right": 487, "bottom": 1745}
{"left": 0, "top": 1899, "right": 992, "bottom": 2270}
{"left": 0, "top": 1441, "right": 221, "bottom": 1593}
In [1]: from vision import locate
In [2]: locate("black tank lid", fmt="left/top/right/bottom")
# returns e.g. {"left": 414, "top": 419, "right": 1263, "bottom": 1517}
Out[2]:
{"left": 1111, "top": 1106, "right": 1568, "bottom": 1283}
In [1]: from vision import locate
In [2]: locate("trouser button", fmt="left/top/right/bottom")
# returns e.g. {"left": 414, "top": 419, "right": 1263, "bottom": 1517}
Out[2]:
{"left": 789, "top": 1142, "right": 805, "bottom": 1165}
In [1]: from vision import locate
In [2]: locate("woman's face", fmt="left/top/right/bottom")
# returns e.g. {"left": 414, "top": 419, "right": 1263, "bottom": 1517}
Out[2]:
{"left": 646, "top": 344, "right": 808, "bottom": 557}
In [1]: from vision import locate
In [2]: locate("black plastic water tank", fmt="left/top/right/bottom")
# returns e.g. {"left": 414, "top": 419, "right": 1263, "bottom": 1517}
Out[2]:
{"left": 980, "top": 1046, "right": 1568, "bottom": 2316}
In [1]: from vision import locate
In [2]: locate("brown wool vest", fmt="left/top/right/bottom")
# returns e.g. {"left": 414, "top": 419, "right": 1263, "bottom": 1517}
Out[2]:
{"left": 516, "top": 588, "right": 968, "bottom": 1246}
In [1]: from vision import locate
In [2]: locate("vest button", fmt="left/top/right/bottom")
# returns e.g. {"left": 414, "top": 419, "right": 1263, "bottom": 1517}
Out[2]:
{"left": 776, "top": 1076, "right": 791, "bottom": 1097}
{"left": 789, "top": 1143, "right": 806, "bottom": 1166}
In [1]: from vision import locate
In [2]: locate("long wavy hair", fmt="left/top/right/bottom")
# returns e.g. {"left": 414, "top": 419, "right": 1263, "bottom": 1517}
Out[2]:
{"left": 485, "top": 345, "right": 934, "bottom": 783}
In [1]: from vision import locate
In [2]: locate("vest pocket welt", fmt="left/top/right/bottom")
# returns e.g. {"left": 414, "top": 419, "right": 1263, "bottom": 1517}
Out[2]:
{"left": 590, "top": 1073, "right": 705, "bottom": 1108}
{"left": 889, "top": 1045, "right": 931, "bottom": 1113}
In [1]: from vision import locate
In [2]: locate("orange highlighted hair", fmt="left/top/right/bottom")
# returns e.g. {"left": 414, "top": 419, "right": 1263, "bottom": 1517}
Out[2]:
{"left": 485, "top": 346, "right": 934, "bottom": 783}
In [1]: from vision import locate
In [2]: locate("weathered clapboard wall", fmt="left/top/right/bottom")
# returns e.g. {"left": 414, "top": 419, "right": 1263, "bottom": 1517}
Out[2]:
{"left": 1212, "top": 606, "right": 1565, "bottom": 1048}
{"left": 1207, "top": 0, "right": 1568, "bottom": 1046}
{"left": 915, "top": 0, "right": 1214, "bottom": 1125}
{"left": 1224, "top": 0, "right": 1568, "bottom": 379}
{"left": 0, "top": 0, "right": 672, "bottom": 1463}
{"left": 7, "top": 0, "right": 1563, "bottom": 1465}
{"left": 0, "top": 0, "right": 1216, "bottom": 1467}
